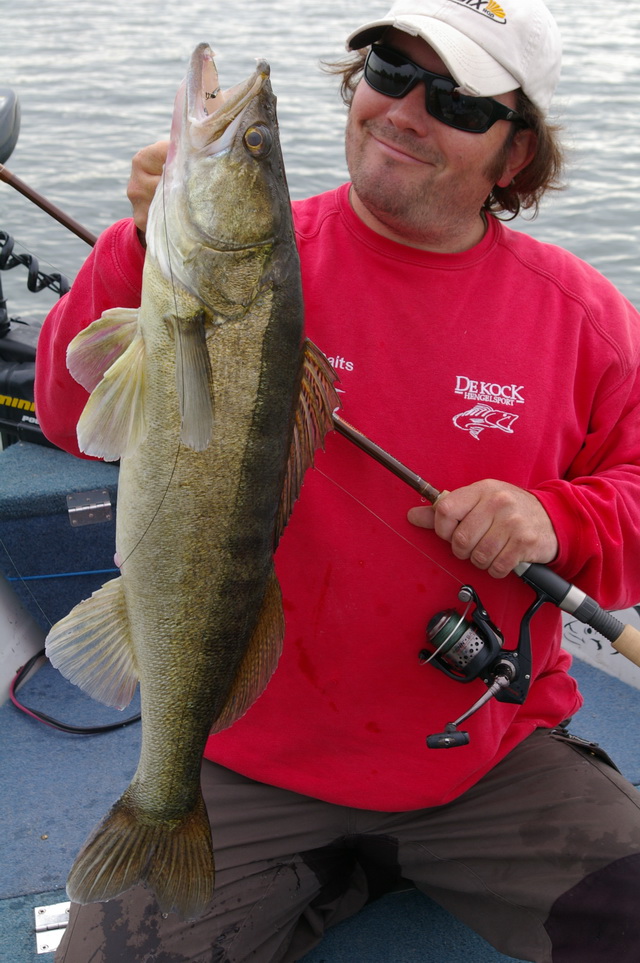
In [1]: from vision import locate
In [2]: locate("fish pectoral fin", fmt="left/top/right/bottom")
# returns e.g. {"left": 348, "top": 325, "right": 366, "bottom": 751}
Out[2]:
{"left": 67, "top": 308, "right": 141, "bottom": 392}
{"left": 45, "top": 576, "right": 139, "bottom": 709}
{"left": 210, "top": 569, "right": 285, "bottom": 733}
{"left": 174, "top": 314, "right": 214, "bottom": 451}
{"left": 275, "top": 339, "right": 341, "bottom": 545}
{"left": 75, "top": 327, "right": 148, "bottom": 461}
{"left": 67, "top": 786, "right": 214, "bottom": 919}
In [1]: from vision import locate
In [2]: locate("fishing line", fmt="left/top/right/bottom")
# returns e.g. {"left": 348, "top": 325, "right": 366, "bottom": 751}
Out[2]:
{"left": 113, "top": 176, "right": 184, "bottom": 570}
{"left": 1, "top": 533, "right": 141, "bottom": 733}
{"left": 315, "top": 467, "right": 462, "bottom": 587}
{"left": 0, "top": 532, "right": 56, "bottom": 629}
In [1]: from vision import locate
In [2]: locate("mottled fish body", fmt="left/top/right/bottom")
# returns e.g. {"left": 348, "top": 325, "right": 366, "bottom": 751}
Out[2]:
{"left": 45, "top": 43, "right": 338, "bottom": 918}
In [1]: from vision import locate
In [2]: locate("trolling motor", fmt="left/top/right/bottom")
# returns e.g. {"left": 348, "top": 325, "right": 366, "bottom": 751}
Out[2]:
{"left": 332, "top": 412, "right": 640, "bottom": 748}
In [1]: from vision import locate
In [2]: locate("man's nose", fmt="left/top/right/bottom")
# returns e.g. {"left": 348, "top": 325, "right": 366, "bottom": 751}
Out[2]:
{"left": 385, "top": 83, "right": 431, "bottom": 134}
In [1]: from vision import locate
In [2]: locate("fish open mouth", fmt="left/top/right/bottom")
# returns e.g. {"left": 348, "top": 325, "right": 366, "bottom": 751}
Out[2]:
{"left": 186, "top": 43, "right": 269, "bottom": 152}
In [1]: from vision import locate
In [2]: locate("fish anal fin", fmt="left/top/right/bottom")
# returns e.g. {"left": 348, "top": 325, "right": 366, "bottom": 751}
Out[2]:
{"left": 210, "top": 570, "right": 285, "bottom": 734}
{"left": 45, "top": 576, "right": 139, "bottom": 710}
{"left": 275, "top": 339, "right": 340, "bottom": 545}
{"left": 67, "top": 308, "right": 140, "bottom": 392}
{"left": 174, "top": 314, "right": 214, "bottom": 451}
{"left": 76, "top": 329, "right": 148, "bottom": 461}
{"left": 67, "top": 787, "right": 214, "bottom": 919}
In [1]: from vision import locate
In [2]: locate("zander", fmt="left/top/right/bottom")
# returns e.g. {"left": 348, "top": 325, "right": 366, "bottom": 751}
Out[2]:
{"left": 45, "top": 42, "right": 338, "bottom": 919}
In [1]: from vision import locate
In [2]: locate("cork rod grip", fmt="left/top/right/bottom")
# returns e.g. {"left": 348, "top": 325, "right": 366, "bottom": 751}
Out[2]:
{"left": 611, "top": 623, "right": 640, "bottom": 668}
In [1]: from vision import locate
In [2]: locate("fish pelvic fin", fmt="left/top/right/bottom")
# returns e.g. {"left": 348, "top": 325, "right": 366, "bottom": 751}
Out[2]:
{"left": 74, "top": 316, "right": 148, "bottom": 461}
{"left": 45, "top": 576, "right": 139, "bottom": 710}
{"left": 174, "top": 313, "right": 214, "bottom": 451}
{"left": 275, "top": 339, "right": 341, "bottom": 546}
{"left": 67, "top": 308, "right": 140, "bottom": 392}
{"left": 210, "top": 568, "right": 285, "bottom": 733}
{"left": 67, "top": 787, "right": 214, "bottom": 919}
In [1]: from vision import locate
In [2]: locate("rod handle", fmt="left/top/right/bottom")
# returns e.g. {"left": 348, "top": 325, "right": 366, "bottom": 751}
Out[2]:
{"left": 611, "top": 623, "right": 640, "bottom": 668}
{"left": 515, "top": 562, "right": 640, "bottom": 668}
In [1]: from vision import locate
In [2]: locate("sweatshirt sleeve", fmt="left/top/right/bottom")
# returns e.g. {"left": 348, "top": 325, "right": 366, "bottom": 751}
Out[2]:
{"left": 34, "top": 218, "right": 145, "bottom": 459}
{"left": 532, "top": 296, "right": 640, "bottom": 610}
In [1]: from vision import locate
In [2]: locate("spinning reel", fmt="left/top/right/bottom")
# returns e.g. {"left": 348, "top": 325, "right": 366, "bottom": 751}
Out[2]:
{"left": 331, "top": 413, "right": 640, "bottom": 750}
{"left": 419, "top": 584, "right": 542, "bottom": 748}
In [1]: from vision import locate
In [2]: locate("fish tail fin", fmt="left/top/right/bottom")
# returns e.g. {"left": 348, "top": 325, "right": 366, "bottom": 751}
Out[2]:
{"left": 67, "top": 787, "right": 215, "bottom": 919}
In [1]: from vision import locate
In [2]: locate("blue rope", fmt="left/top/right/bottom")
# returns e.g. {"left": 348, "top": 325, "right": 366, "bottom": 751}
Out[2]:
{"left": 7, "top": 568, "right": 119, "bottom": 581}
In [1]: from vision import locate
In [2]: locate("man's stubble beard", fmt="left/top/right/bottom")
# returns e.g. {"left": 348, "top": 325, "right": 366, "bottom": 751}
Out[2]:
{"left": 345, "top": 116, "right": 513, "bottom": 245}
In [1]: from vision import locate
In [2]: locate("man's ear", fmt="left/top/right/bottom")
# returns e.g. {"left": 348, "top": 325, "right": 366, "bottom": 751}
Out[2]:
{"left": 496, "top": 128, "right": 537, "bottom": 188}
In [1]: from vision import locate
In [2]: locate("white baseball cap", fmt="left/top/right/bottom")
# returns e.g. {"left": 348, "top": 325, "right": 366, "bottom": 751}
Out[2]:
{"left": 346, "top": 0, "right": 562, "bottom": 113}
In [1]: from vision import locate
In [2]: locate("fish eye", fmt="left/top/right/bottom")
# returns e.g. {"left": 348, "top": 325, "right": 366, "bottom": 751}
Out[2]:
{"left": 243, "top": 125, "right": 272, "bottom": 157}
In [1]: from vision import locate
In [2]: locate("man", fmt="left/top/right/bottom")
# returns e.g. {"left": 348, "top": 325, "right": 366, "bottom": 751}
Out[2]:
{"left": 35, "top": 1, "right": 640, "bottom": 961}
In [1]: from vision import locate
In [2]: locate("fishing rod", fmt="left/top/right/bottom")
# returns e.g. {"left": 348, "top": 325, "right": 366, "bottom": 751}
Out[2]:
{"left": 333, "top": 412, "right": 640, "bottom": 746}
{"left": 4, "top": 88, "right": 639, "bottom": 736}
{"left": 0, "top": 87, "right": 97, "bottom": 247}
{"left": 0, "top": 164, "right": 98, "bottom": 248}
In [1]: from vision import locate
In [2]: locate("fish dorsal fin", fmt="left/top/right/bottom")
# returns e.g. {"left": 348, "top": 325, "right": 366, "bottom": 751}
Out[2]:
{"left": 67, "top": 308, "right": 140, "bottom": 392}
{"left": 210, "top": 569, "right": 285, "bottom": 734}
{"left": 174, "top": 313, "right": 214, "bottom": 451}
{"left": 75, "top": 329, "right": 148, "bottom": 461}
{"left": 275, "top": 339, "right": 340, "bottom": 546}
{"left": 45, "top": 576, "right": 139, "bottom": 710}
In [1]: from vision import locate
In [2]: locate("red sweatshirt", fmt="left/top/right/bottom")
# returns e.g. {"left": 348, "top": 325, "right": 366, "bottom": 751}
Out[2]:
{"left": 35, "top": 185, "right": 640, "bottom": 810}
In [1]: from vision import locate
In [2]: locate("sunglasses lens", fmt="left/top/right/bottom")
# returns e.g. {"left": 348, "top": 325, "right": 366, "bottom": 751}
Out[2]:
{"left": 365, "top": 48, "right": 414, "bottom": 97}
{"left": 365, "top": 47, "right": 500, "bottom": 134}
{"left": 429, "top": 82, "right": 493, "bottom": 133}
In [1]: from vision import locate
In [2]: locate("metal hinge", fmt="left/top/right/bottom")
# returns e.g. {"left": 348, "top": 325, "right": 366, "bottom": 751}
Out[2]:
{"left": 34, "top": 901, "right": 70, "bottom": 954}
{"left": 66, "top": 488, "right": 113, "bottom": 527}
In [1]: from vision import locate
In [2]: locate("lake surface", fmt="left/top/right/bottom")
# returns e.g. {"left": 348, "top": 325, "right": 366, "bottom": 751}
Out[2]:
{"left": 1, "top": 0, "right": 639, "bottom": 320}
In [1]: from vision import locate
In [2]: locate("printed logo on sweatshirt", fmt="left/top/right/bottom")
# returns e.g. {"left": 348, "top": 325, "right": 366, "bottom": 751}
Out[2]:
{"left": 446, "top": 0, "right": 507, "bottom": 25}
{"left": 454, "top": 376, "right": 524, "bottom": 407}
{"left": 453, "top": 375, "right": 523, "bottom": 440}
{"left": 453, "top": 404, "right": 518, "bottom": 441}
{"left": 326, "top": 353, "right": 354, "bottom": 394}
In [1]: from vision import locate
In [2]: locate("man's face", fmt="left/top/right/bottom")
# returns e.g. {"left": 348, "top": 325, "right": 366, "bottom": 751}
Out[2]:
{"left": 345, "top": 29, "right": 526, "bottom": 250}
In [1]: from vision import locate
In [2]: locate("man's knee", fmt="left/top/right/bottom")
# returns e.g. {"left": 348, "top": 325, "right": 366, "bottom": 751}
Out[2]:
{"left": 545, "top": 853, "right": 640, "bottom": 962}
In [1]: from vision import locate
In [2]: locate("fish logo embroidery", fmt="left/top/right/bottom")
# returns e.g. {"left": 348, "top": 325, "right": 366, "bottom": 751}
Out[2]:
{"left": 453, "top": 403, "right": 518, "bottom": 440}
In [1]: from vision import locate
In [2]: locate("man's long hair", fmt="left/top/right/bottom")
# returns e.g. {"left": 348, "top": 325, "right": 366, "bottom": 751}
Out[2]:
{"left": 325, "top": 51, "right": 565, "bottom": 220}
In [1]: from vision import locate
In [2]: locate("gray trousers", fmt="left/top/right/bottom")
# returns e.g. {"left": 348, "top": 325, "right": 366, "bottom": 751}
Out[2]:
{"left": 56, "top": 728, "right": 640, "bottom": 963}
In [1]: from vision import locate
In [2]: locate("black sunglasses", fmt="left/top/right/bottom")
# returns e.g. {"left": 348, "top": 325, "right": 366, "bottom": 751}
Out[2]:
{"left": 364, "top": 44, "right": 526, "bottom": 134}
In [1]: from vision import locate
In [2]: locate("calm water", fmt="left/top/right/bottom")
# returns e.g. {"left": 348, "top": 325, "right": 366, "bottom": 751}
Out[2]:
{"left": 1, "top": 0, "right": 639, "bottom": 320}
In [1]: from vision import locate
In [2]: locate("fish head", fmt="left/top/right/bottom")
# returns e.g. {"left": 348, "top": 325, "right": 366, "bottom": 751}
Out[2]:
{"left": 148, "top": 43, "right": 294, "bottom": 309}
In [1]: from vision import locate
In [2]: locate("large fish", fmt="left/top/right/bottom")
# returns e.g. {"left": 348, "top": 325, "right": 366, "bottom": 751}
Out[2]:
{"left": 44, "top": 43, "right": 339, "bottom": 919}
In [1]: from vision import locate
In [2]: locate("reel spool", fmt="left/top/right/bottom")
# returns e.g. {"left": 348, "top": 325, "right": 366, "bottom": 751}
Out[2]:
{"left": 420, "top": 585, "right": 533, "bottom": 749}
{"left": 419, "top": 586, "right": 503, "bottom": 682}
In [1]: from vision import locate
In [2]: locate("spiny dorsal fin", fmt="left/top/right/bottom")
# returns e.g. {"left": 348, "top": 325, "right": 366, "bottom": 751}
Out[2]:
{"left": 210, "top": 569, "right": 285, "bottom": 733}
{"left": 45, "top": 576, "right": 139, "bottom": 710}
{"left": 275, "top": 339, "right": 340, "bottom": 546}
{"left": 174, "top": 314, "right": 214, "bottom": 452}
{"left": 67, "top": 308, "right": 140, "bottom": 392}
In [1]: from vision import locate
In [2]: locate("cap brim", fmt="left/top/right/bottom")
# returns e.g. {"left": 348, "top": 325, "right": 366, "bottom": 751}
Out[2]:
{"left": 346, "top": 15, "right": 519, "bottom": 98}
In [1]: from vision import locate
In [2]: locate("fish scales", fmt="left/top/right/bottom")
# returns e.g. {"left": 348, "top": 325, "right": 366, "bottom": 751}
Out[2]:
{"left": 44, "top": 42, "right": 339, "bottom": 919}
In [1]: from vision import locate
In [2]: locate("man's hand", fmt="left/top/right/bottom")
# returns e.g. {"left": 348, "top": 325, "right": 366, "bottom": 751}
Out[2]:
{"left": 407, "top": 480, "right": 558, "bottom": 579}
{"left": 127, "top": 140, "right": 170, "bottom": 237}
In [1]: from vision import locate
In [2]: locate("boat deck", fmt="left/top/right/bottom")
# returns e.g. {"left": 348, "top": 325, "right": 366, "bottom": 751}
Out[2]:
{"left": 2, "top": 440, "right": 639, "bottom": 962}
